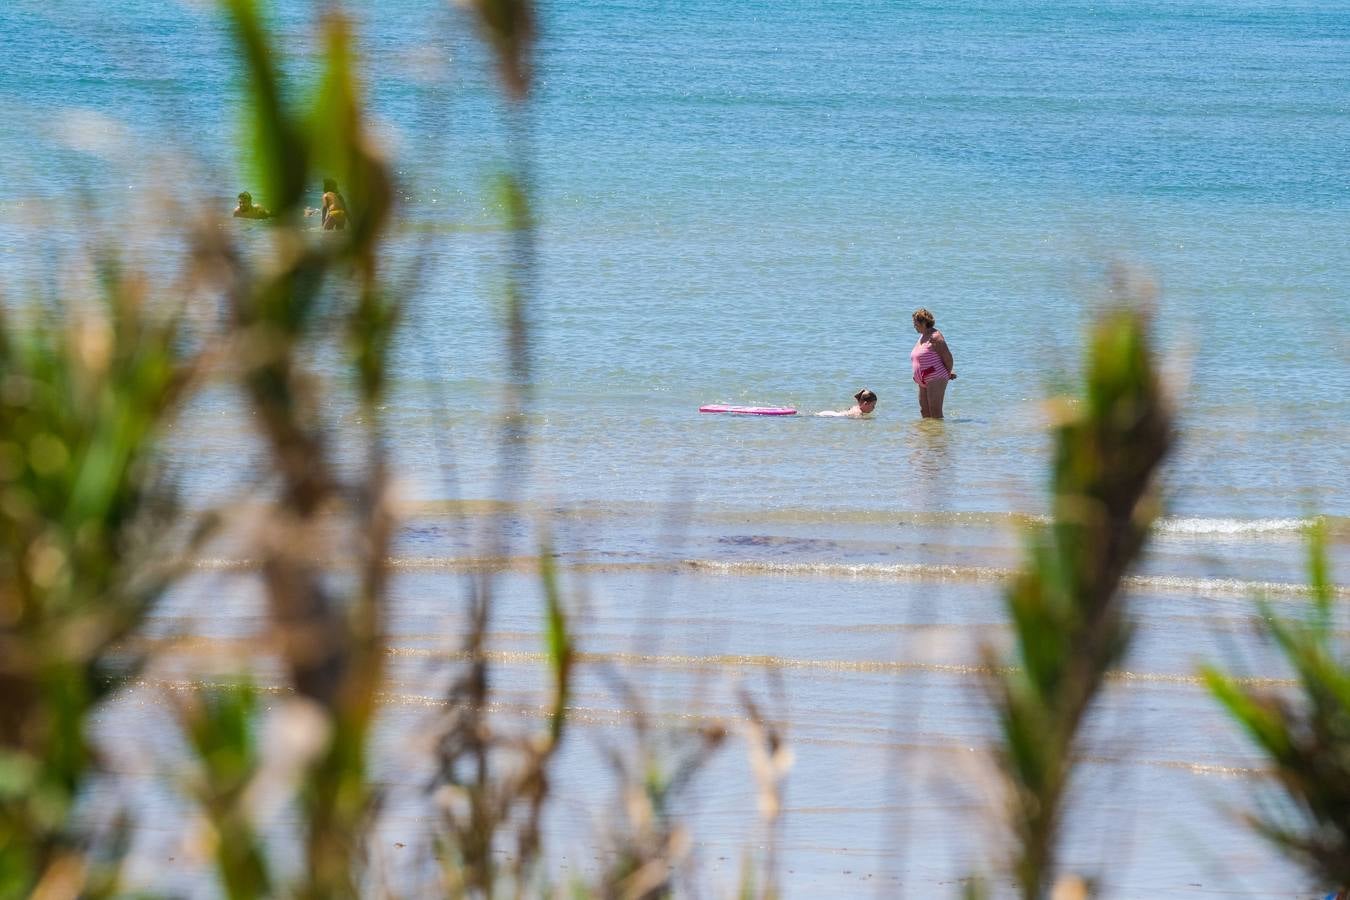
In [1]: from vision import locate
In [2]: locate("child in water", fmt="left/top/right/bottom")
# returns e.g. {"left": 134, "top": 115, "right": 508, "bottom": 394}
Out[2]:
{"left": 817, "top": 388, "right": 877, "bottom": 418}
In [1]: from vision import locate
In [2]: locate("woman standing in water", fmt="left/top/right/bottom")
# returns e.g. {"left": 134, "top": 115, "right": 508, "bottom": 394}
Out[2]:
{"left": 910, "top": 308, "right": 956, "bottom": 418}
{"left": 319, "top": 178, "right": 348, "bottom": 230}
{"left": 305, "top": 178, "right": 349, "bottom": 230}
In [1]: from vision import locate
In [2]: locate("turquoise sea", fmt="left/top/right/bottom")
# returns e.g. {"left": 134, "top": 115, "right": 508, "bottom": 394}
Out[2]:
{"left": 2, "top": 0, "right": 1349, "bottom": 895}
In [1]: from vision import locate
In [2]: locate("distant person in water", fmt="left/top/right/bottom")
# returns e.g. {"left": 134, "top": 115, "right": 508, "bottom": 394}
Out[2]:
{"left": 910, "top": 307, "right": 955, "bottom": 419}
{"left": 232, "top": 191, "right": 272, "bottom": 219}
{"left": 313, "top": 178, "right": 348, "bottom": 230}
{"left": 817, "top": 388, "right": 878, "bottom": 418}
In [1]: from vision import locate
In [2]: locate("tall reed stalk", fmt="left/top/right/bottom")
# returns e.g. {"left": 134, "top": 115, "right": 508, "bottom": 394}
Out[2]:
{"left": 983, "top": 301, "right": 1171, "bottom": 898}
{"left": 171, "top": 1, "right": 398, "bottom": 896}
{"left": 419, "top": 2, "right": 586, "bottom": 895}
{"left": 0, "top": 261, "right": 200, "bottom": 897}
{"left": 1204, "top": 522, "right": 1350, "bottom": 891}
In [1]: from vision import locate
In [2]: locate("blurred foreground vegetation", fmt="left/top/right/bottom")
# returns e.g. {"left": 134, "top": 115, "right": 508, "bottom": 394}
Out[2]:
{"left": 0, "top": 2, "right": 1343, "bottom": 898}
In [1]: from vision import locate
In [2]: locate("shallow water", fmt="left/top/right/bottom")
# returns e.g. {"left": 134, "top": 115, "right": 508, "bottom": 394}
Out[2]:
{"left": 4, "top": 0, "right": 1350, "bottom": 895}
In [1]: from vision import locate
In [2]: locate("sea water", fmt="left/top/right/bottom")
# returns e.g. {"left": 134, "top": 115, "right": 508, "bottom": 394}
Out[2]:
{"left": 2, "top": 0, "right": 1349, "bottom": 895}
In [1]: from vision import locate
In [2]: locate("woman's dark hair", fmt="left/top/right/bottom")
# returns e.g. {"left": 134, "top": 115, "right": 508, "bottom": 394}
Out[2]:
{"left": 854, "top": 388, "right": 877, "bottom": 404}
{"left": 912, "top": 308, "right": 935, "bottom": 328}
{"left": 323, "top": 178, "right": 338, "bottom": 192}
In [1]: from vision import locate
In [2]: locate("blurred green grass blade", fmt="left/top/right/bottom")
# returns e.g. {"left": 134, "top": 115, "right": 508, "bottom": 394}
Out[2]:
{"left": 462, "top": 0, "right": 535, "bottom": 101}
{"left": 538, "top": 547, "right": 573, "bottom": 744}
{"left": 308, "top": 13, "right": 357, "bottom": 215}
{"left": 1203, "top": 667, "right": 1294, "bottom": 760}
{"left": 1307, "top": 518, "right": 1332, "bottom": 625}
{"left": 308, "top": 13, "right": 393, "bottom": 253}
{"left": 1204, "top": 528, "right": 1350, "bottom": 887}
{"left": 0, "top": 271, "right": 192, "bottom": 896}
{"left": 987, "top": 305, "right": 1170, "bottom": 898}
{"left": 222, "top": 0, "right": 307, "bottom": 212}
{"left": 179, "top": 683, "right": 273, "bottom": 900}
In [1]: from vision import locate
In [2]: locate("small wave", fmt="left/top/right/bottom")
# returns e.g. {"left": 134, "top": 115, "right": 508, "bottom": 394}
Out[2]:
{"left": 194, "top": 557, "right": 261, "bottom": 570}
{"left": 197, "top": 498, "right": 1347, "bottom": 542}
{"left": 685, "top": 559, "right": 1012, "bottom": 582}
{"left": 684, "top": 559, "right": 1346, "bottom": 597}
{"left": 1152, "top": 517, "right": 1312, "bottom": 536}
{"left": 1126, "top": 573, "right": 1347, "bottom": 597}
{"left": 193, "top": 554, "right": 1344, "bottom": 597}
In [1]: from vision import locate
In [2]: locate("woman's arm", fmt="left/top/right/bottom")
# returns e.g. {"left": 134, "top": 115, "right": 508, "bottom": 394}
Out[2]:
{"left": 933, "top": 330, "right": 956, "bottom": 377}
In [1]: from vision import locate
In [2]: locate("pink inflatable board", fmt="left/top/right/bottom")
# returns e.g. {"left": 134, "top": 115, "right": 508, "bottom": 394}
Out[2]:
{"left": 699, "top": 405, "right": 797, "bottom": 416}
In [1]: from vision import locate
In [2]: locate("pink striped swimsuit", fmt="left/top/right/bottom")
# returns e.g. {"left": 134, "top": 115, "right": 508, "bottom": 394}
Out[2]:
{"left": 910, "top": 337, "right": 949, "bottom": 386}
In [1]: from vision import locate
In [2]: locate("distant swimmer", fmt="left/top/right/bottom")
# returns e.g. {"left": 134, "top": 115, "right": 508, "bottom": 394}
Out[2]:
{"left": 910, "top": 308, "right": 955, "bottom": 419}
{"left": 303, "top": 178, "right": 348, "bottom": 230}
{"left": 321, "top": 178, "right": 348, "bottom": 230}
{"left": 817, "top": 388, "right": 878, "bottom": 418}
{"left": 232, "top": 191, "right": 273, "bottom": 219}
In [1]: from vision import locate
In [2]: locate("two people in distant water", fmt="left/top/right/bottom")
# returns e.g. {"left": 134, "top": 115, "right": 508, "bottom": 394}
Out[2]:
{"left": 818, "top": 388, "right": 878, "bottom": 418}
{"left": 232, "top": 191, "right": 273, "bottom": 219}
{"left": 818, "top": 308, "right": 957, "bottom": 421}
{"left": 234, "top": 179, "right": 348, "bottom": 230}
{"left": 910, "top": 307, "right": 955, "bottom": 419}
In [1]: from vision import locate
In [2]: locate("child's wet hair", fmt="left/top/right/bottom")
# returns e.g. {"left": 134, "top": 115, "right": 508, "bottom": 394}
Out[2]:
{"left": 854, "top": 388, "right": 877, "bottom": 404}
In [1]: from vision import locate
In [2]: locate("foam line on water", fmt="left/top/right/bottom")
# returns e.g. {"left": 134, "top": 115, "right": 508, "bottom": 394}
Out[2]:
{"left": 683, "top": 559, "right": 1346, "bottom": 597}
{"left": 190, "top": 554, "right": 1345, "bottom": 596}
{"left": 389, "top": 499, "right": 1344, "bottom": 538}
{"left": 1153, "top": 516, "right": 1314, "bottom": 536}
